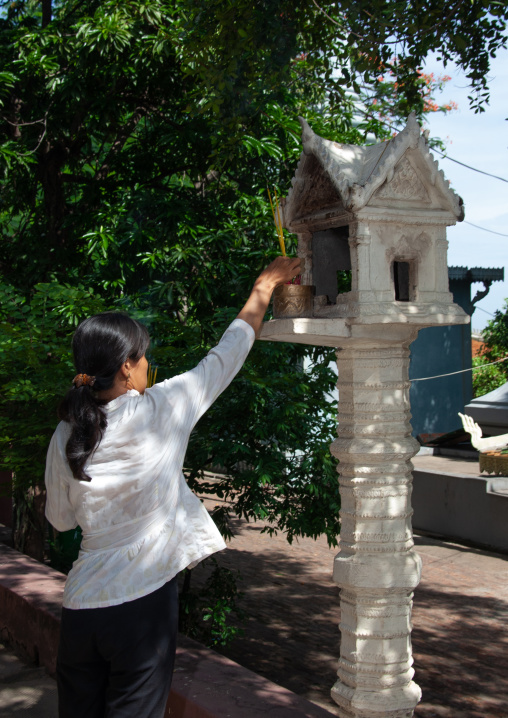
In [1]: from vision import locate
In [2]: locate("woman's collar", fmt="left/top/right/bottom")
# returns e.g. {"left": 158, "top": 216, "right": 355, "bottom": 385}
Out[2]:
{"left": 104, "top": 389, "right": 140, "bottom": 412}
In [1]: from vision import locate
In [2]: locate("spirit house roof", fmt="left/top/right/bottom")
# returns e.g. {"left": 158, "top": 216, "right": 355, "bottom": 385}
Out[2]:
{"left": 283, "top": 113, "right": 465, "bottom": 227}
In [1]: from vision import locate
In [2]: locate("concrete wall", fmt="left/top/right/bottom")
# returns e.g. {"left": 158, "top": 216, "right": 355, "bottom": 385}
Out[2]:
{"left": 412, "top": 469, "right": 508, "bottom": 553}
{"left": 0, "top": 544, "right": 334, "bottom": 718}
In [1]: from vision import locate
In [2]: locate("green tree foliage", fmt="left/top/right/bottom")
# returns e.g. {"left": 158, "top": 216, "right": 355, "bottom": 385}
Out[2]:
{"left": 1, "top": 0, "right": 506, "bottom": 558}
{"left": 0, "top": 282, "right": 107, "bottom": 479}
{"left": 472, "top": 355, "right": 506, "bottom": 399}
{"left": 472, "top": 301, "right": 508, "bottom": 398}
{"left": 0, "top": 281, "right": 107, "bottom": 554}
{"left": 483, "top": 300, "right": 508, "bottom": 362}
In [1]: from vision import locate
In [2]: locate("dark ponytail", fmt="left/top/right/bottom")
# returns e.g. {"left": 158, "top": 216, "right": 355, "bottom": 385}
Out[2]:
{"left": 58, "top": 313, "right": 150, "bottom": 481}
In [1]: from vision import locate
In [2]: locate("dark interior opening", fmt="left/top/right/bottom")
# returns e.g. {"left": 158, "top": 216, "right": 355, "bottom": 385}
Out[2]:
{"left": 312, "top": 226, "right": 351, "bottom": 302}
{"left": 394, "top": 261, "right": 410, "bottom": 301}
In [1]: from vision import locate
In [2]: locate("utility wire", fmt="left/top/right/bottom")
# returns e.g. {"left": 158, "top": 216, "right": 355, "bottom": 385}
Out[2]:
{"left": 411, "top": 356, "right": 508, "bottom": 382}
{"left": 463, "top": 221, "right": 508, "bottom": 238}
{"left": 361, "top": 113, "right": 508, "bottom": 237}
{"left": 432, "top": 147, "right": 508, "bottom": 184}
{"left": 361, "top": 112, "right": 508, "bottom": 184}
{"left": 475, "top": 306, "right": 495, "bottom": 317}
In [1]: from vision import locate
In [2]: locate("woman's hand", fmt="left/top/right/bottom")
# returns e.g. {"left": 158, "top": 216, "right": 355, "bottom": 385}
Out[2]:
{"left": 254, "top": 256, "right": 302, "bottom": 292}
{"left": 237, "top": 256, "right": 303, "bottom": 337}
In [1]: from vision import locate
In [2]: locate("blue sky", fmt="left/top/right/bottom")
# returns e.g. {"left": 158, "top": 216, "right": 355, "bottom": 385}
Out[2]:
{"left": 422, "top": 48, "right": 508, "bottom": 332}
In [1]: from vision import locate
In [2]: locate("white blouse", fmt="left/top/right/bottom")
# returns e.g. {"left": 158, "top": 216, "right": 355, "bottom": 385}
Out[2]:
{"left": 45, "top": 318, "right": 255, "bottom": 610}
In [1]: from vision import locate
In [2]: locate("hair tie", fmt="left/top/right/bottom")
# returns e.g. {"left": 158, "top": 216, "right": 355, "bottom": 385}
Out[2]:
{"left": 73, "top": 373, "right": 96, "bottom": 388}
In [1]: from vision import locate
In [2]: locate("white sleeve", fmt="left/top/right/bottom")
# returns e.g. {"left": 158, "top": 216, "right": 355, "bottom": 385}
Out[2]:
{"left": 162, "top": 318, "right": 255, "bottom": 431}
{"left": 44, "top": 429, "right": 78, "bottom": 532}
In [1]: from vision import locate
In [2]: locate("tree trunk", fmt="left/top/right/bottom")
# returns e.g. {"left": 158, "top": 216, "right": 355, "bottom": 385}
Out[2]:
{"left": 41, "top": 0, "right": 52, "bottom": 27}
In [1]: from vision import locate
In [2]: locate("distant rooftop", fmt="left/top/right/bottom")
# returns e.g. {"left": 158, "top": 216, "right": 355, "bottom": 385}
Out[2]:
{"left": 448, "top": 266, "right": 504, "bottom": 283}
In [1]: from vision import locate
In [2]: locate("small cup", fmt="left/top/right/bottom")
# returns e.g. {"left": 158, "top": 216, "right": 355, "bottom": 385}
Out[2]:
{"left": 273, "top": 284, "right": 314, "bottom": 319}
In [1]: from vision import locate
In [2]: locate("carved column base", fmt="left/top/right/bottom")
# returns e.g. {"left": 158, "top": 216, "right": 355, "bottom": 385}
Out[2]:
{"left": 331, "top": 339, "right": 422, "bottom": 718}
{"left": 331, "top": 586, "right": 421, "bottom": 718}
{"left": 332, "top": 682, "right": 421, "bottom": 718}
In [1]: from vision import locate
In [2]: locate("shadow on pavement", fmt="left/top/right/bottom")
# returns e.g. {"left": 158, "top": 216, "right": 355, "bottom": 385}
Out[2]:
{"left": 189, "top": 521, "right": 508, "bottom": 718}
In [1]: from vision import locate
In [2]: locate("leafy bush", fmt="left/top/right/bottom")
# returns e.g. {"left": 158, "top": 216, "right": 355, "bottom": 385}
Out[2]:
{"left": 179, "top": 559, "right": 246, "bottom": 648}
{"left": 472, "top": 355, "right": 506, "bottom": 398}
{"left": 473, "top": 300, "right": 508, "bottom": 398}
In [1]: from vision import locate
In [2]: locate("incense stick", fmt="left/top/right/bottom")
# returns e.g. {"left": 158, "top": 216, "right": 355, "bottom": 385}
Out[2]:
{"left": 267, "top": 187, "right": 286, "bottom": 256}
{"left": 147, "top": 364, "right": 158, "bottom": 388}
{"left": 274, "top": 190, "right": 286, "bottom": 256}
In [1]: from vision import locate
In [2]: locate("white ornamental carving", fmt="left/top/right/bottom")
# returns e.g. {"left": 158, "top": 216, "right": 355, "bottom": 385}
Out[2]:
{"left": 376, "top": 157, "right": 430, "bottom": 202}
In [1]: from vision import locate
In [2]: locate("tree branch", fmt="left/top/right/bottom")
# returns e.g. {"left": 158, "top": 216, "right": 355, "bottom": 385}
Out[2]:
{"left": 96, "top": 108, "right": 146, "bottom": 181}
{"left": 41, "top": 0, "right": 52, "bottom": 28}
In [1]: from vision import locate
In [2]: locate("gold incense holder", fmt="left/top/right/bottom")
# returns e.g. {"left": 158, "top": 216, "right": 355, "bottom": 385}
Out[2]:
{"left": 273, "top": 284, "right": 314, "bottom": 319}
{"left": 479, "top": 451, "right": 508, "bottom": 476}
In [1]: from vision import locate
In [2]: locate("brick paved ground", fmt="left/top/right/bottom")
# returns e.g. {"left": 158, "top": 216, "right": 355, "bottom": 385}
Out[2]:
{"left": 196, "top": 494, "right": 508, "bottom": 718}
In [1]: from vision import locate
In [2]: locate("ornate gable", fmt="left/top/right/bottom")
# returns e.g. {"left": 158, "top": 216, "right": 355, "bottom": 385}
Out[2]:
{"left": 293, "top": 156, "right": 343, "bottom": 218}
{"left": 374, "top": 156, "right": 431, "bottom": 204}
{"left": 283, "top": 154, "right": 343, "bottom": 227}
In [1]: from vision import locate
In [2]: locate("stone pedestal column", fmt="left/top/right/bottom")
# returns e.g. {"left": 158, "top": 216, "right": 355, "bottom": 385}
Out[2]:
{"left": 330, "top": 337, "right": 422, "bottom": 718}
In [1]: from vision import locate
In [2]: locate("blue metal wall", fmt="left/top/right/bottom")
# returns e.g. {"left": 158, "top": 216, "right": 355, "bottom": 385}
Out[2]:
{"left": 409, "top": 279, "right": 473, "bottom": 438}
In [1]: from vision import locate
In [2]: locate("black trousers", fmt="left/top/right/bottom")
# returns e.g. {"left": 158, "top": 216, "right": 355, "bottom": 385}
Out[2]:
{"left": 57, "top": 577, "right": 179, "bottom": 718}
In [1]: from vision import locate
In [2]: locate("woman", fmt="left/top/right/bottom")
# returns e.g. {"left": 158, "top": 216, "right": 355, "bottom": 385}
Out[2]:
{"left": 45, "top": 256, "right": 301, "bottom": 718}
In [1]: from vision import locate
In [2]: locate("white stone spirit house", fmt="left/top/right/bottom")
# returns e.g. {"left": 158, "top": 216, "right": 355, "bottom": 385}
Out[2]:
{"left": 260, "top": 114, "right": 468, "bottom": 718}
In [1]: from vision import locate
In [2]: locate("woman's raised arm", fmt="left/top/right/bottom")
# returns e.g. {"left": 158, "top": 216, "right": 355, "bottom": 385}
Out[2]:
{"left": 237, "top": 256, "right": 302, "bottom": 337}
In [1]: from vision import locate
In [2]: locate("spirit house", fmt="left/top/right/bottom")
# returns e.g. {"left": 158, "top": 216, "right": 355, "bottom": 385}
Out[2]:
{"left": 261, "top": 115, "right": 468, "bottom": 718}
